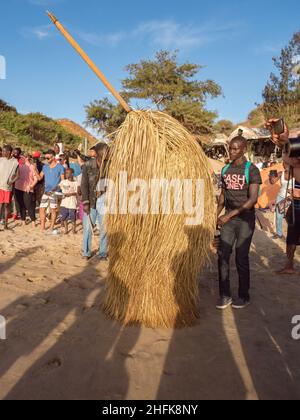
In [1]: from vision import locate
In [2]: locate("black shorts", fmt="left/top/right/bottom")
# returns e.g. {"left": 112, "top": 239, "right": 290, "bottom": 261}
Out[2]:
{"left": 286, "top": 206, "right": 300, "bottom": 246}
{"left": 61, "top": 207, "right": 77, "bottom": 222}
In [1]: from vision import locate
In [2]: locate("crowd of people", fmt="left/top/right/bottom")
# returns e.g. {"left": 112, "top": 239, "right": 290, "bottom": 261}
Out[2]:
{"left": 0, "top": 141, "right": 110, "bottom": 262}
{"left": 0, "top": 119, "right": 299, "bottom": 310}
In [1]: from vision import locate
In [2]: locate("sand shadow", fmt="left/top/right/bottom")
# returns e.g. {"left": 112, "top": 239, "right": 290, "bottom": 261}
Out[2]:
{"left": 157, "top": 226, "right": 248, "bottom": 400}
{"left": 157, "top": 223, "right": 300, "bottom": 400}
{"left": 0, "top": 247, "right": 40, "bottom": 276}
{"left": 0, "top": 233, "right": 141, "bottom": 400}
{"left": 231, "top": 228, "right": 300, "bottom": 400}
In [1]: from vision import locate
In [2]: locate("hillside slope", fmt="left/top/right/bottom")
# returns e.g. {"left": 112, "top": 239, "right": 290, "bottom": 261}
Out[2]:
{"left": 0, "top": 100, "right": 82, "bottom": 151}
{"left": 57, "top": 119, "right": 97, "bottom": 147}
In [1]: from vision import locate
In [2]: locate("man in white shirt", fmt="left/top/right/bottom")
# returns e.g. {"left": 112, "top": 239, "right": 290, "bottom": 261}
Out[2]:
{"left": 0, "top": 145, "right": 19, "bottom": 230}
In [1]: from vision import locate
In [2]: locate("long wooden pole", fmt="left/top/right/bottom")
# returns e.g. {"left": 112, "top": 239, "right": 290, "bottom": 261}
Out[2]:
{"left": 47, "top": 11, "right": 131, "bottom": 113}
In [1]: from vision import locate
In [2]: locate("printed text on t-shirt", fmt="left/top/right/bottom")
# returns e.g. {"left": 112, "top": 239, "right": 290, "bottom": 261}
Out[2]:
{"left": 224, "top": 174, "right": 246, "bottom": 190}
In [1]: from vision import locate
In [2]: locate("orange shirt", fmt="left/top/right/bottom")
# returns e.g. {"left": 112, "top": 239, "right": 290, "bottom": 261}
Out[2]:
{"left": 256, "top": 163, "right": 283, "bottom": 209}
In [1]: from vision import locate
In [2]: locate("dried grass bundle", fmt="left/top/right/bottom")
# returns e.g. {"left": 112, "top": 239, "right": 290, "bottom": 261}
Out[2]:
{"left": 103, "top": 110, "right": 215, "bottom": 329}
{"left": 46, "top": 13, "right": 215, "bottom": 328}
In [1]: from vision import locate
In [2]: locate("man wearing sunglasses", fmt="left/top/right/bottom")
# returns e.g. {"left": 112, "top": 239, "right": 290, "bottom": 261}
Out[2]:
{"left": 37, "top": 150, "right": 65, "bottom": 233}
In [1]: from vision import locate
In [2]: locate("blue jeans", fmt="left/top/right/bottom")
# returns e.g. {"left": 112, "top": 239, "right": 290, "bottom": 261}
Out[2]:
{"left": 275, "top": 195, "right": 285, "bottom": 237}
{"left": 82, "top": 194, "right": 107, "bottom": 258}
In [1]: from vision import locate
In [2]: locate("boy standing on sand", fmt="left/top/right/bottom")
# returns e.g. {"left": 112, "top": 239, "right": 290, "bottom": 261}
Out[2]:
{"left": 59, "top": 168, "right": 79, "bottom": 235}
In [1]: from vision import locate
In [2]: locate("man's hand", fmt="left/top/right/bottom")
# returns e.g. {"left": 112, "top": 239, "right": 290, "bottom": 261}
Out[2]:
{"left": 83, "top": 203, "right": 90, "bottom": 215}
{"left": 217, "top": 214, "right": 231, "bottom": 227}
{"left": 266, "top": 119, "right": 289, "bottom": 148}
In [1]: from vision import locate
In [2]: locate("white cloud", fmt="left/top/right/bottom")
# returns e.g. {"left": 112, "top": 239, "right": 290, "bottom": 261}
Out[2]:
{"left": 21, "top": 24, "right": 54, "bottom": 40}
{"left": 22, "top": 18, "right": 242, "bottom": 50}
{"left": 77, "top": 31, "right": 126, "bottom": 47}
{"left": 134, "top": 21, "right": 203, "bottom": 48}
{"left": 78, "top": 19, "right": 242, "bottom": 50}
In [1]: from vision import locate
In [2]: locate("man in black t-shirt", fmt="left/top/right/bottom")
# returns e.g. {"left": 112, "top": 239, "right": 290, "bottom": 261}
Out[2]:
{"left": 216, "top": 136, "right": 262, "bottom": 310}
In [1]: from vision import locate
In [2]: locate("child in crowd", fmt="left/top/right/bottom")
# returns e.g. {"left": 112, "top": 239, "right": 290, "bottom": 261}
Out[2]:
{"left": 59, "top": 168, "right": 79, "bottom": 235}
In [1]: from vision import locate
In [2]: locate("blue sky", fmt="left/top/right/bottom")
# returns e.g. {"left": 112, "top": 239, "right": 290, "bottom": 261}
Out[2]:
{"left": 0, "top": 0, "right": 299, "bottom": 133}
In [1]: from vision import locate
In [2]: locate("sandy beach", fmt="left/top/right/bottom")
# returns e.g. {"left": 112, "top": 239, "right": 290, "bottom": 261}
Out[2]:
{"left": 0, "top": 218, "right": 300, "bottom": 400}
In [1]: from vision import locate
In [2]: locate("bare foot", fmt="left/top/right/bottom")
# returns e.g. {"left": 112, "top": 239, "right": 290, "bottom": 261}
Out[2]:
{"left": 4, "top": 226, "right": 13, "bottom": 231}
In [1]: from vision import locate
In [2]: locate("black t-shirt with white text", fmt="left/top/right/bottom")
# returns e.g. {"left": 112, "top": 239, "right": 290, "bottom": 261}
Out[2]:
{"left": 221, "top": 161, "right": 262, "bottom": 221}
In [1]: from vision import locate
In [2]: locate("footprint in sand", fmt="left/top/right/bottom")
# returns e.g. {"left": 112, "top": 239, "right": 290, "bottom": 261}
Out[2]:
{"left": 26, "top": 275, "right": 47, "bottom": 284}
{"left": 47, "top": 357, "right": 62, "bottom": 369}
{"left": 15, "top": 303, "right": 30, "bottom": 311}
{"left": 34, "top": 298, "right": 51, "bottom": 306}
{"left": 37, "top": 357, "right": 63, "bottom": 375}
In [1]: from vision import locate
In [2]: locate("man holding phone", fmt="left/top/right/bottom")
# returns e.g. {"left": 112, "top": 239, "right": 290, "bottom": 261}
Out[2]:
{"left": 38, "top": 150, "right": 65, "bottom": 234}
{"left": 267, "top": 119, "right": 300, "bottom": 274}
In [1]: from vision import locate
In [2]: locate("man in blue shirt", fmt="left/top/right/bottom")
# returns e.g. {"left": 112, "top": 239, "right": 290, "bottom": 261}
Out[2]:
{"left": 38, "top": 150, "right": 65, "bottom": 233}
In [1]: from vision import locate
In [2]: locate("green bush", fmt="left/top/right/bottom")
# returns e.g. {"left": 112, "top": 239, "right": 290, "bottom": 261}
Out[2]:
{"left": 0, "top": 101, "right": 82, "bottom": 151}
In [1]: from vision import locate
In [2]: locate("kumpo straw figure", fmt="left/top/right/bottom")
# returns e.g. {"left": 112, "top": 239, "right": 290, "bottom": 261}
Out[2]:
{"left": 48, "top": 11, "right": 215, "bottom": 328}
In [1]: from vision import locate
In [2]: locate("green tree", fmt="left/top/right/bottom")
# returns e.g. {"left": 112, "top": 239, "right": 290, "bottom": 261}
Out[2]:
{"left": 247, "top": 107, "right": 265, "bottom": 127}
{"left": 85, "top": 98, "right": 128, "bottom": 136}
{"left": 262, "top": 31, "right": 300, "bottom": 127}
{"left": 85, "top": 50, "right": 222, "bottom": 136}
{"left": 214, "top": 119, "right": 235, "bottom": 136}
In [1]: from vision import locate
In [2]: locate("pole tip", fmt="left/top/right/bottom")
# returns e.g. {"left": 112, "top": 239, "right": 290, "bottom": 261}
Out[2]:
{"left": 47, "top": 10, "right": 58, "bottom": 24}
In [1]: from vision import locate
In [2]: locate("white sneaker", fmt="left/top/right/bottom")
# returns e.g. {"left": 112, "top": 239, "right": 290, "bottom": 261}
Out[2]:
{"left": 46, "top": 229, "right": 60, "bottom": 236}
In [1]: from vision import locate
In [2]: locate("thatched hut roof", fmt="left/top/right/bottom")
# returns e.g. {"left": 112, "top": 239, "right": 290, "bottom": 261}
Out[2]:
{"left": 213, "top": 133, "right": 229, "bottom": 144}
{"left": 229, "top": 126, "right": 270, "bottom": 142}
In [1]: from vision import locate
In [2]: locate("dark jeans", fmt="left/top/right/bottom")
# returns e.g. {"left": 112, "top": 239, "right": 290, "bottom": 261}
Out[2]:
{"left": 218, "top": 217, "right": 255, "bottom": 301}
{"left": 35, "top": 182, "right": 44, "bottom": 207}
{"left": 14, "top": 189, "right": 36, "bottom": 222}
